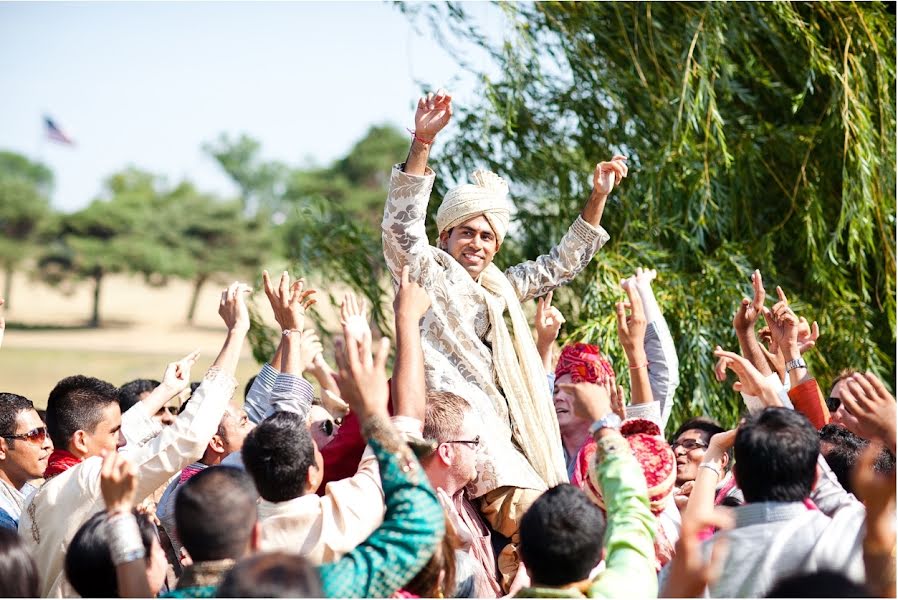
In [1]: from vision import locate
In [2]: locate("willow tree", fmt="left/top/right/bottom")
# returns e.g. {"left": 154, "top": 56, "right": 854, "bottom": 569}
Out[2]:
{"left": 400, "top": 2, "right": 896, "bottom": 427}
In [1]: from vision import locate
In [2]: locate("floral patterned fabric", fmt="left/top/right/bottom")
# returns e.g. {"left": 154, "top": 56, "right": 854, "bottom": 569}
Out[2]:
{"left": 383, "top": 165, "right": 609, "bottom": 497}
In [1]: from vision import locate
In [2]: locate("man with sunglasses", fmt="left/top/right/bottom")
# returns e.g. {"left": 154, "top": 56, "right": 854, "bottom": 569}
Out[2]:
{"left": 0, "top": 393, "right": 52, "bottom": 530}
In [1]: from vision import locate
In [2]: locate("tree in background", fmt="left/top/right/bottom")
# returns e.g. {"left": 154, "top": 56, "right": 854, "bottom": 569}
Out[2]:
{"left": 209, "top": 124, "right": 409, "bottom": 350}
{"left": 37, "top": 168, "right": 181, "bottom": 327}
{"left": 159, "top": 182, "right": 271, "bottom": 324}
{"left": 399, "top": 2, "right": 896, "bottom": 427}
{"left": 0, "top": 151, "right": 54, "bottom": 308}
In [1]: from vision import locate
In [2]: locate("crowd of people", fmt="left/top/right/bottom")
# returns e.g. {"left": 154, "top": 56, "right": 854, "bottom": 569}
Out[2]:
{"left": 0, "top": 91, "right": 894, "bottom": 599}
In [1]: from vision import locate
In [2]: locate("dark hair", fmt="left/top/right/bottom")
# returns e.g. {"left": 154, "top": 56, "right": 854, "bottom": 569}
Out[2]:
{"left": 242, "top": 412, "right": 316, "bottom": 503}
{"left": 766, "top": 570, "right": 871, "bottom": 597}
{"left": 175, "top": 466, "right": 258, "bottom": 562}
{"left": 46, "top": 376, "right": 119, "bottom": 450}
{"left": 519, "top": 484, "right": 605, "bottom": 587}
{"left": 178, "top": 382, "right": 203, "bottom": 415}
{"left": 65, "top": 510, "right": 156, "bottom": 598}
{"left": 820, "top": 424, "right": 896, "bottom": 494}
{"left": 0, "top": 393, "right": 35, "bottom": 448}
{"left": 216, "top": 552, "right": 323, "bottom": 598}
{"left": 734, "top": 408, "right": 819, "bottom": 503}
{"left": 117, "top": 379, "right": 160, "bottom": 413}
{"left": 671, "top": 416, "right": 725, "bottom": 446}
{"left": 819, "top": 424, "right": 868, "bottom": 494}
{"left": 244, "top": 376, "right": 257, "bottom": 401}
{"left": 0, "top": 528, "right": 39, "bottom": 597}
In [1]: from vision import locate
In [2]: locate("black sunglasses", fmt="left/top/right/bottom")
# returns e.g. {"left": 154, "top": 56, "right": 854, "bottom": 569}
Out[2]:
{"left": 671, "top": 439, "right": 708, "bottom": 453}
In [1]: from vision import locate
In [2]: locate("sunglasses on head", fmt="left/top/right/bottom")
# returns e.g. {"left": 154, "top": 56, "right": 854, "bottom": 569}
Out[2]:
{"left": 2, "top": 426, "right": 48, "bottom": 445}
{"left": 826, "top": 397, "right": 841, "bottom": 413}
{"left": 319, "top": 419, "right": 336, "bottom": 437}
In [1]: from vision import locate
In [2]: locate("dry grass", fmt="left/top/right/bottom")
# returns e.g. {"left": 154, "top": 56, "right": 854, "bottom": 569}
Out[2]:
{"left": 0, "top": 271, "right": 346, "bottom": 406}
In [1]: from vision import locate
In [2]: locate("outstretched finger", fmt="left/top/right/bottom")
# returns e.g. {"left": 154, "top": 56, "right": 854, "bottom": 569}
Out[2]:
{"left": 373, "top": 337, "right": 390, "bottom": 371}
{"left": 545, "top": 290, "right": 553, "bottom": 308}
{"left": 262, "top": 271, "right": 274, "bottom": 300}
{"left": 622, "top": 279, "right": 644, "bottom": 317}
{"left": 776, "top": 285, "right": 788, "bottom": 305}
{"left": 400, "top": 264, "right": 411, "bottom": 288}
{"left": 278, "top": 271, "right": 289, "bottom": 301}
{"left": 751, "top": 270, "right": 766, "bottom": 311}
{"left": 615, "top": 301, "right": 629, "bottom": 336}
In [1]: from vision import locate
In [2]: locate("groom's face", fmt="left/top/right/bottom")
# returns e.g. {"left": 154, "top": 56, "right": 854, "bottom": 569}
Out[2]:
{"left": 439, "top": 215, "right": 499, "bottom": 279}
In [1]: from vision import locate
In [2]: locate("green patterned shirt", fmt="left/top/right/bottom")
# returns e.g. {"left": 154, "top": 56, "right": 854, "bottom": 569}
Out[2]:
{"left": 318, "top": 416, "right": 445, "bottom": 598}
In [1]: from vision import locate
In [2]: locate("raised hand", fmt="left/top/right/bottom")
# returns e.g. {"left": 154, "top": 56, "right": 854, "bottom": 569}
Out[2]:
{"left": 262, "top": 271, "right": 317, "bottom": 332}
{"left": 299, "top": 330, "right": 324, "bottom": 372}
{"left": 733, "top": 270, "right": 766, "bottom": 334}
{"left": 609, "top": 372, "right": 626, "bottom": 420}
{"left": 761, "top": 286, "right": 799, "bottom": 354}
{"left": 100, "top": 451, "right": 138, "bottom": 513}
{"left": 838, "top": 372, "right": 897, "bottom": 451}
{"left": 414, "top": 89, "right": 453, "bottom": 141}
{"left": 796, "top": 317, "right": 820, "bottom": 354}
{"left": 535, "top": 290, "right": 566, "bottom": 349}
{"left": 161, "top": 350, "right": 200, "bottom": 396}
{"left": 393, "top": 264, "right": 432, "bottom": 322}
{"left": 333, "top": 334, "right": 391, "bottom": 422}
{"left": 340, "top": 292, "right": 372, "bottom": 348}
{"left": 713, "top": 346, "right": 781, "bottom": 407}
{"left": 617, "top": 278, "right": 647, "bottom": 364}
{"left": 556, "top": 380, "right": 613, "bottom": 423}
{"left": 592, "top": 155, "right": 628, "bottom": 198}
{"left": 219, "top": 282, "right": 252, "bottom": 333}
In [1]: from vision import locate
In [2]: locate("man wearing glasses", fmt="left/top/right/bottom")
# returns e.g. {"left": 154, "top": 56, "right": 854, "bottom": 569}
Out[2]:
{"left": 0, "top": 393, "right": 52, "bottom": 530}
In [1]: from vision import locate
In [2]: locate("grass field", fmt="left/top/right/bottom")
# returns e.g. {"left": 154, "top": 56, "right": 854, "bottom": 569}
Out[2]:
{"left": 0, "top": 270, "right": 344, "bottom": 406}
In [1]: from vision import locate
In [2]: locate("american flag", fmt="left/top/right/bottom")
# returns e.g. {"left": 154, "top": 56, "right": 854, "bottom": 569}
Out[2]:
{"left": 44, "top": 115, "right": 75, "bottom": 145}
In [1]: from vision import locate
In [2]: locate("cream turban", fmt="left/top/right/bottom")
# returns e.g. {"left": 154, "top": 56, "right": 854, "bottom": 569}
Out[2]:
{"left": 436, "top": 168, "right": 511, "bottom": 244}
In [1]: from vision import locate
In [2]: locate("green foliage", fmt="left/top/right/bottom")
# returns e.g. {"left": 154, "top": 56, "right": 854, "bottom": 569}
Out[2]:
{"left": 401, "top": 1, "right": 896, "bottom": 428}
{"left": 203, "top": 134, "right": 289, "bottom": 215}
{"left": 0, "top": 151, "right": 54, "bottom": 306}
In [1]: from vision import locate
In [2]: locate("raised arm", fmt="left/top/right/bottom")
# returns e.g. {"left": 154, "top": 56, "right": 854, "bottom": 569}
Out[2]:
{"left": 559, "top": 381, "right": 657, "bottom": 598}
{"left": 99, "top": 452, "right": 153, "bottom": 599}
{"left": 534, "top": 291, "right": 565, "bottom": 373}
{"left": 503, "top": 158, "right": 625, "bottom": 302}
{"left": 733, "top": 270, "right": 774, "bottom": 376}
{"left": 391, "top": 265, "right": 431, "bottom": 422}
{"left": 123, "top": 283, "right": 249, "bottom": 501}
{"left": 617, "top": 279, "right": 653, "bottom": 408}
{"left": 402, "top": 90, "right": 452, "bottom": 176}
{"left": 632, "top": 268, "right": 680, "bottom": 430}
{"left": 323, "top": 315, "right": 444, "bottom": 598}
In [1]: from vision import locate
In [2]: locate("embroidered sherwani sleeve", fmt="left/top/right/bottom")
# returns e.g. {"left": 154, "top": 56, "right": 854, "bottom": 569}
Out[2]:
{"left": 504, "top": 216, "right": 610, "bottom": 302}
{"left": 586, "top": 432, "right": 657, "bottom": 599}
{"left": 121, "top": 401, "right": 163, "bottom": 449}
{"left": 122, "top": 368, "right": 237, "bottom": 502}
{"left": 319, "top": 416, "right": 445, "bottom": 598}
{"left": 382, "top": 165, "right": 439, "bottom": 281}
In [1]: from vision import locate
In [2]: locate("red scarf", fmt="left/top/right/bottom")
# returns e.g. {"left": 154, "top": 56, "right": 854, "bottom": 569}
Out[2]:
{"left": 44, "top": 449, "right": 83, "bottom": 479}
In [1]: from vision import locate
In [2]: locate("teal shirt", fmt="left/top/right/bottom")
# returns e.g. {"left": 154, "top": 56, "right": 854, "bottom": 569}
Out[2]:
{"left": 518, "top": 431, "right": 657, "bottom": 599}
{"left": 318, "top": 419, "right": 445, "bottom": 598}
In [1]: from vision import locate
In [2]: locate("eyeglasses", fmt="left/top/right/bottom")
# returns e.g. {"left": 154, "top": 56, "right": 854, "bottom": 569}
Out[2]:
{"left": 443, "top": 435, "right": 480, "bottom": 449}
{"left": 671, "top": 439, "right": 708, "bottom": 453}
{"left": 1, "top": 426, "right": 48, "bottom": 445}
{"left": 826, "top": 397, "right": 841, "bottom": 413}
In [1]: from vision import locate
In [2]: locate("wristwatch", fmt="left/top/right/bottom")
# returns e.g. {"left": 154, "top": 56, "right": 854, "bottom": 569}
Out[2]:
{"left": 588, "top": 413, "right": 622, "bottom": 436}
{"left": 785, "top": 358, "right": 807, "bottom": 373}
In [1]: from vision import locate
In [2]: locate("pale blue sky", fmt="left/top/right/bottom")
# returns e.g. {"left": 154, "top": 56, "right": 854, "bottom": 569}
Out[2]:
{"left": 0, "top": 1, "right": 501, "bottom": 211}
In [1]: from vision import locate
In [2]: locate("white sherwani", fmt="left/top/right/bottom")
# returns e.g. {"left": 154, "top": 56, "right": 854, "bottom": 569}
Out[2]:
{"left": 19, "top": 369, "right": 236, "bottom": 597}
{"left": 383, "top": 166, "right": 609, "bottom": 497}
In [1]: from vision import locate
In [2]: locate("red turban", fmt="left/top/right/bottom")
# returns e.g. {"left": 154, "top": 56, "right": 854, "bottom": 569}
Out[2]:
{"left": 554, "top": 343, "right": 614, "bottom": 385}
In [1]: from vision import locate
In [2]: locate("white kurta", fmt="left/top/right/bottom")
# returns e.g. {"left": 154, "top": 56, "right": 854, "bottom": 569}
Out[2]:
{"left": 19, "top": 369, "right": 236, "bottom": 597}
{"left": 383, "top": 166, "right": 609, "bottom": 497}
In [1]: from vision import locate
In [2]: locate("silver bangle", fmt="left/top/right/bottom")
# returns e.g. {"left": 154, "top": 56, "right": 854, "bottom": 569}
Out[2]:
{"left": 107, "top": 512, "right": 146, "bottom": 566}
{"left": 698, "top": 462, "right": 722, "bottom": 478}
{"left": 282, "top": 328, "right": 302, "bottom": 336}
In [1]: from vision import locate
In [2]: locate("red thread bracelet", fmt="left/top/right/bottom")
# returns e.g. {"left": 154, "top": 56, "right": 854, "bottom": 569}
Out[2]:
{"left": 407, "top": 128, "right": 434, "bottom": 146}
